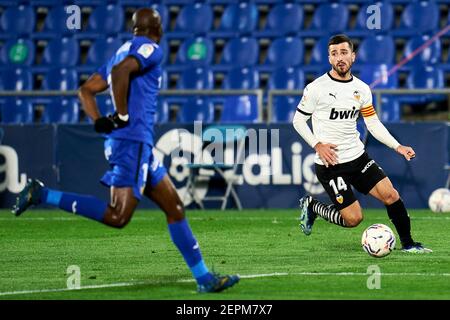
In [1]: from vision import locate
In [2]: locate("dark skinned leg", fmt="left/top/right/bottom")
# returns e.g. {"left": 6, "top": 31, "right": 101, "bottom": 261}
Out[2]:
{"left": 102, "top": 186, "right": 139, "bottom": 228}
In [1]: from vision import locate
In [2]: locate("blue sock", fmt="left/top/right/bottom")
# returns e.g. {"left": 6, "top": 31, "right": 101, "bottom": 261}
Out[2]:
{"left": 168, "top": 219, "right": 214, "bottom": 285}
{"left": 40, "top": 188, "right": 107, "bottom": 222}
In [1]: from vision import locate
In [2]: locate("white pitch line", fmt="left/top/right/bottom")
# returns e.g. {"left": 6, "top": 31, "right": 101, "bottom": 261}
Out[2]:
{"left": 1, "top": 271, "right": 450, "bottom": 297}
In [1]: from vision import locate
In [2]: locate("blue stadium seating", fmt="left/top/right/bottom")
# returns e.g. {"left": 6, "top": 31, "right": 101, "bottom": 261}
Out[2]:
{"left": 42, "top": 68, "right": 78, "bottom": 91}
{"left": 219, "top": 37, "right": 259, "bottom": 70}
{"left": 404, "top": 35, "right": 442, "bottom": 67}
{"left": 1, "top": 98, "right": 33, "bottom": 123}
{"left": 86, "top": 37, "right": 122, "bottom": 67}
{"left": 213, "top": 2, "right": 258, "bottom": 37}
{"left": 405, "top": 65, "right": 445, "bottom": 104}
{"left": 42, "top": 37, "right": 79, "bottom": 66}
{"left": 175, "top": 37, "right": 214, "bottom": 67}
{"left": 359, "top": 64, "right": 397, "bottom": 89}
{"left": 177, "top": 67, "right": 214, "bottom": 90}
{"left": 272, "top": 96, "right": 298, "bottom": 123}
{"left": 0, "top": 5, "right": 35, "bottom": 38}
{"left": 151, "top": 4, "right": 169, "bottom": 33}
{"left": 309, "top": 37, "right": 329, "bottom": 66}
{"left": 155, "top": 98, "right": 169, "bottom": 123}
{"left": 358, "top": 35, "right": 395, "bottom": 64}
{"left": 42, "top": 98, "right": 79, "bottom": 124}
{"left": 269, "top": 67, "right": 305, "bottom": 90}
{"left": 96, "top": 95, "right": 115, "bottom": 117}
{"left": 41, "top": 6, "right": 79, "bottom": 38}
{"left": 305, "top": 3, "right": 349, "bottom": 37}
{"left": 263, "top": 37, "right": 303, "bottom": 70}
{"left": 223, "top": 67, "right": 259, "bottom": 90}
{"left": 88, "top": 4, "right": 124, "bottom": 36}
{"left": 394, "top": 1, "right": 439, "bottom": 36}
{"left": 256, "top": 3, "right": 303, "bottom": 37}
{"left": 0, "top": 39, "right": 35, "bottom": 66}
{"left": 349, "top": 1, "right": 394, "bottom": 36}
{"left": 220, "top": 95, "right": 259, "bottom": 123}
{"left": 172, "top": 3, "right": 213, "bottom": 38}
{"left": 1, "top": 68, "right": 33, "bottom": 91}
{"left": 177, "top": 97, "right": 214, "bottom": 123}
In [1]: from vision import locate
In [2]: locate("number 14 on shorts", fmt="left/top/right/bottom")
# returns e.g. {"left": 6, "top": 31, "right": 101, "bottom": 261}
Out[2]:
{"left": 329, "top": 177, "right": 348, "bottom": 204}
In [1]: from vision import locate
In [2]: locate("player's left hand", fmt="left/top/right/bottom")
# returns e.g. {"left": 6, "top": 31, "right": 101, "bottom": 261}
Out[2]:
{"left": 110, "top": 112, "right": 130, "bottom": 129}
{"left": 396, "top": 145, "right": 416, "bottom": 161}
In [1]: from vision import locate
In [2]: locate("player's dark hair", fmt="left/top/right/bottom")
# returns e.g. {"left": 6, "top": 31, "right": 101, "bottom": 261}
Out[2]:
{"left": 328, "top": 34, "right": 354, "bottom": 52}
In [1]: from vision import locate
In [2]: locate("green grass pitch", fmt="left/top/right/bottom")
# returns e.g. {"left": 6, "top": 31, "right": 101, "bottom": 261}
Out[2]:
{"left": 0, "top": 209, "right": 449, "bottom": 300}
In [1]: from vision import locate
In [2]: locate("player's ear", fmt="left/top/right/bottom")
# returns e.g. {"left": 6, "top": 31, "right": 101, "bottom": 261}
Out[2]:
{"left": 351, "top": 51, "right": 356, "bottom": 63}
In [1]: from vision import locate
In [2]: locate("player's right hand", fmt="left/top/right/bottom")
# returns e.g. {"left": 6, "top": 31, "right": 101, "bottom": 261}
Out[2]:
{"left": 94, "top": 116, "right": 115, "bottom": 134}
{"left": 314, "top": 142, "right": 338, "bottom": 167}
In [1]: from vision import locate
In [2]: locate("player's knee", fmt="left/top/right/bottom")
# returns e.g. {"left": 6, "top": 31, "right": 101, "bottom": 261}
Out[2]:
{"left": 345, "top": 212, "right": 363, "bottom": 227}
{"left": 105, "top": 206, "right": 133, "bottom": 229}
{"left": 166, "top": 200, "right": 185, "bottom": 223}
{"left": 383, "top": 188, "right": 399, "bottom": 205}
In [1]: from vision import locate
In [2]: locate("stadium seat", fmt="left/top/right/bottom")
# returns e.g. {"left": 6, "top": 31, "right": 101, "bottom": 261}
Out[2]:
{"left": 1, "top": 68, "right": 33, "bottom": 91}
{"left": 263, "top": 37, "right": 303, "bottom": 69}
{"left": 404, "top": 35, "right": 442, "bottom": 67}
{"left": 96, "top": 95, "right": 115, "bottom": 117}
{"left": 1, "top": 98, "right": 33, "bottom": 123}
{"left": 223, "top": 67, "right": 259, "bottom": 90}
{"left": 349, "top": 1, "right": 394, "bottom": 36}
{"left": 42, "top": 37, "right": 80, "bottom": 66}
{"left": 88, "top": 4, "right": 124, "bottom": 35}
{"left": 42, "top": 98, "right": 79, "bottom": 124}
{"left": 268, "top": 67, "right": 304, "bottom": 123}
{"left": 177, "top": 67, "right": 214, "bottom": 90}
{"left": 220, "top": 95, "right": 259, "bottom": 123}
{"left": 0, "top": 38, "right": 35, "bottom": 66}
{"left": 268, "top": 67, "right": 305, "bottom": 90}
{"left": 159, "top": 38, "right": 169, "bottom": 66}
{"left": 358, "top": 64, "right": 397, "bottom": 89}
{"left": 177, "top": 97, "right": 214, "bottom": 123}
{"left": 405, "top": 65, "right": 445, "bottom": 105}
{"left": 306, "top": 3, "right": 349, "bottom": 36}
{"left": 155, "top": 98, "right": 169, "bottom": 123}
{"left": 42, "top": 6, "right": 79, "bottom": 38}
{"left": 86, "top": 37, "right": 122, "bottom": 66}
{"left": 172, "top": 3, "right": 213, "bottom": 38}
{"left": 272, "top": 96, "right": 299, "bottom": 123}
{"left": 308, "top": 37, "right": 329, "bottom": 66}
{"left": 42, "top": 68, "right": 78, "bottom": 91}
{"left": 214, "top": 2, "right": 259, "bottom": 37}
{"left": 175, "top": 37, "right": 214, "bottom": 67}
{"left": 219, "top": 37, "right": 259, "bottom": 69}
{"left": 358, "top": 35, "right": 395, "bottom": 64}
{"left": 394, "top": 1, "right": 439, "bottom": 36}
{"left": 257, "top": 3, "right": 303, "bottom": 37}
{"left": 0, "top": 5, "right": 35, "bottom": 37}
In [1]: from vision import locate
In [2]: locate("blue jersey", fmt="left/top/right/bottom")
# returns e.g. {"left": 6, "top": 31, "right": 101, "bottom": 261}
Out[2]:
{"left": 98, "top": 36, "right": 163, "bottom": 146}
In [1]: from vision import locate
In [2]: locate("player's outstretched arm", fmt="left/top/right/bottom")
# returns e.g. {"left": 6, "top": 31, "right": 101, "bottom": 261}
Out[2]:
{"left": 78, "top": 73, "right": 108, "bottom": 122}
{"left": 362, "top": 109, "right": 415, "bottom": 161}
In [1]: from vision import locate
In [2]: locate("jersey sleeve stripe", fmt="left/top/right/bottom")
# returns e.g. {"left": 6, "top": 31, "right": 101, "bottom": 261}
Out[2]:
{"left": 360, "top": 105, "right": 375, "bottom": 112}
{"left": 362, "top": 110, "right": 376, "bottom": 117}
{"left": 296, "top": 108, "right": 312, "bottom": 116}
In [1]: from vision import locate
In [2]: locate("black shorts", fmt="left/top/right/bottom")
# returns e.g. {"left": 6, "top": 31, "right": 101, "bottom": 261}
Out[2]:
{"left": 315, "top": 152, "right": 386, "bottom": 210}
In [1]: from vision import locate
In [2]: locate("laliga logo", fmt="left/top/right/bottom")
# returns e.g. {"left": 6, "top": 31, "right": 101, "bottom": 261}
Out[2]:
{"left": 0, "top": 145, "right": 27, "bottom": 193}
{"left": 154, "top": 123, "right": 324, "bottom": 206}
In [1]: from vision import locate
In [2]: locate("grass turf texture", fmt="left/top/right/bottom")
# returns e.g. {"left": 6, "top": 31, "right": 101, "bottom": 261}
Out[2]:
{"left": 0, "top": 209, "right": 449, "bottom": 300}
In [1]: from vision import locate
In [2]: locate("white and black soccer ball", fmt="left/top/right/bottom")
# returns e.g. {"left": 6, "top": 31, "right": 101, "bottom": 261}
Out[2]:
{"left": 428, "top": 188, "right": 450, "bottom": 213}
{"left": 361, "top": 224, "right": 396, "bottom": 258}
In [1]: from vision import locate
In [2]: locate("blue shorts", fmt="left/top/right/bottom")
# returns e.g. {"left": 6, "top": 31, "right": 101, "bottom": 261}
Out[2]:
{"left": 100, "top": 138, "right": 167, "bottom": 200}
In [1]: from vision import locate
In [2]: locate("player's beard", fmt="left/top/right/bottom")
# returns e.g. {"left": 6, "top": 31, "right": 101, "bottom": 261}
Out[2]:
{"left": 332, "top": 61, "right": 352, "bottom": 78}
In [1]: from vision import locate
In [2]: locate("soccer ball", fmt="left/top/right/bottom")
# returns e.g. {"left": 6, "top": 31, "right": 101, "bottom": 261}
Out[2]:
{"left": 361, "top": 224, "right": 396, "bottom": 258}
{"left": 428, "top": 188, "right": 450, "bottom": 213}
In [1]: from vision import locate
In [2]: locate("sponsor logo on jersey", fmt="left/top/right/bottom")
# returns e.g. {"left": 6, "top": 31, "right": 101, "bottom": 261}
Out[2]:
{"left": 329, "top": 107, "right": 359, "bottom": 120}
{"left": 329, "top": 92, "right": 337, "bottom": 99}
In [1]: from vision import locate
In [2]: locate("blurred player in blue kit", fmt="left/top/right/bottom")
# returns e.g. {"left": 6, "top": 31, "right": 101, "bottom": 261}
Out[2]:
{"left": 12, "top": 8, "right": 239, "bottom": 293}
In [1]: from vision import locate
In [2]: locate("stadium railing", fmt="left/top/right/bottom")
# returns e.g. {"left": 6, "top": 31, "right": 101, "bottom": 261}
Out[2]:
{"left": 0, "top": 89, "right": 264, "bottom": 123}
{"left": 267, "top": 89, "right": 450, "bottom": 123}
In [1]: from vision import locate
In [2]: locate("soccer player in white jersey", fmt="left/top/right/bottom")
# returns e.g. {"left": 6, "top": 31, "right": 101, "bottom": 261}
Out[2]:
{"left": 293, "top": 34, "right": 432, "bottom": 253}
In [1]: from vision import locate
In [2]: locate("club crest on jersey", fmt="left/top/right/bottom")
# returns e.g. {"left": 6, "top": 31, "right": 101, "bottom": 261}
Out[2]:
{"left": 336, "top": 194, "right": 344, "bottom": 204}
{"left": 353, "top": 90, "right": 360, "bottom": 101}
{"left": 329, "top": 106, "right": 359, "bottom": 120}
